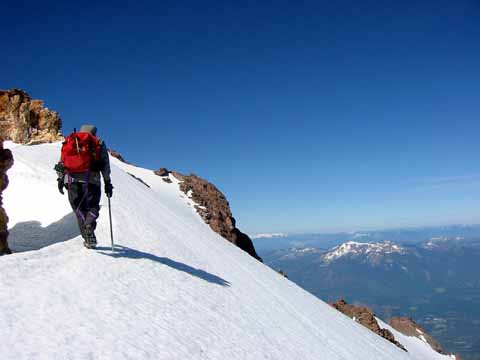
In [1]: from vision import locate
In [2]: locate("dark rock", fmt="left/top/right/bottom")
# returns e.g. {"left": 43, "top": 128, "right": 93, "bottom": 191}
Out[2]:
{"left": 331, "top": 299, "right": 407, "bottom": 352}
{"left": 162, "top": 177, "right": 172, "bottom": 184}
{"left": 127, "top": 173, "right": 150, "bottom": 188}
{"left": 109, "top": 149, "right": 128, "bottom": 163}
{"left": 155, "top": 168, "right": 170, "bottom": 177}
{"left": 0, "top": 140, "right": 13, "bottom": 255}
{"left": 171, "top": 171, "right": 262, "bottom": 261}
{"left": 389, "top": 317, "right": 444, "bottom": 354}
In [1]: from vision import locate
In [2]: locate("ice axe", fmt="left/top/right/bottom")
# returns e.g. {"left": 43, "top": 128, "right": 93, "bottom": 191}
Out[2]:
{"left": 108, "top": 197, "right": 114, "bottom": 251}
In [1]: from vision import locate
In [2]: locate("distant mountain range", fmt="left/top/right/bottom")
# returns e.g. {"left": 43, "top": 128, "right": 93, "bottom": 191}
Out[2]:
{"left": 253, "top": 224, "right": 480, "bottom": 252}
{"left": 255, "top": 228, "right": 480, "bottom": 360}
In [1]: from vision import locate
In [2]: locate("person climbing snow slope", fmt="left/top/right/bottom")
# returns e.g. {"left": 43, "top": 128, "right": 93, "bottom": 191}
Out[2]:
{"left": 55, "top": 124, "right": 113, "bottom": 249}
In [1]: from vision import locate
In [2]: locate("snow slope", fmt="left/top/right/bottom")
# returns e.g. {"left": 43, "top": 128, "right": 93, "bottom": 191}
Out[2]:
{"left": 376, "top": 318, "right": 455, "bottom": 360}
{"left": 1, "top": 142, "right": 454, "bottom": 360}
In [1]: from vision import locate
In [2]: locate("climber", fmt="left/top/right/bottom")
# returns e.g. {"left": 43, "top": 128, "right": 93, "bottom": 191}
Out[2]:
{"left": 54, "top": 124, "right": 113, "bottom": 249}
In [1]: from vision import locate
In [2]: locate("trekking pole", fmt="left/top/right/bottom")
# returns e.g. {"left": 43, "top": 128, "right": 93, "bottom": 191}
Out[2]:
{"left": 108, "top": 197, "right": 114, "bottom": 251}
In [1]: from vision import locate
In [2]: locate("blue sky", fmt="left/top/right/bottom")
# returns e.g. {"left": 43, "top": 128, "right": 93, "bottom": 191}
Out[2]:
{"left": 2, "top": 0, "right": 480, "bottom": 234}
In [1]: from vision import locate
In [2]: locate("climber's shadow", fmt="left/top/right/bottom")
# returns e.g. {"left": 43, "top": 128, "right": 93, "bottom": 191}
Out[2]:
{"left": 97, "top": 245, "right": 231, "bottom": 287}
{"left": 8, "top": 212, "right": 81, "bottom": 252}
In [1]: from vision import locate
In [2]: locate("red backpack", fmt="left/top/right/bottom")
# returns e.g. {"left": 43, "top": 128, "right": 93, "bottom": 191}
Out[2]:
{"left": 61, "top": 130, "right": 102, "bottom": 174}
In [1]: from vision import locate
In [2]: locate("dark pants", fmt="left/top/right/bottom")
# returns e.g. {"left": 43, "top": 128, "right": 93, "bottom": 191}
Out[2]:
{"left": 67, "top": 182, "right": 101, "bottom": 239}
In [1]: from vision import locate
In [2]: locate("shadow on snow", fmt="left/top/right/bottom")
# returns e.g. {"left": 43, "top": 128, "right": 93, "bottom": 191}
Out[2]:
{"left": 8, "top": 212, "right": 81, "bottom": 252}
{"left": 96, "top": 245, "right": 231, "bottom": 287}
{"left": 8, "top": 215, "right": 231, "bottom": 288}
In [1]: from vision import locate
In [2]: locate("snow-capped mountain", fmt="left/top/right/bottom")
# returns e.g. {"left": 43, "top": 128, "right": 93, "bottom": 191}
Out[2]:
{"left": 323, "top": 241, "right": 407, "bottom": 265}
{"left": 0, "top": 142, "right": 455, "bottom": 360}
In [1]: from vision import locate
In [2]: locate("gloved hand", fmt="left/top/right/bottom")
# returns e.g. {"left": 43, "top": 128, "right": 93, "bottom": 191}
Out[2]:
{"left": 104, "top": 180, "right": 113, "bottom": 198}
{"left": 57, "top": 178, "right": 65, "bottom": 195}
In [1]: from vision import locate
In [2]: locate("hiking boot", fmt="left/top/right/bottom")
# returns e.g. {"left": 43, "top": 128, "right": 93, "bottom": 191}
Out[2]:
{"left": 83, "top": 240, "right": 96, "bottom": 249}
{"left": 83, "top": 225, "right": 97, "bottom": 249}
{"left": 84, "top": 236, "right": 97, "bottom": 249}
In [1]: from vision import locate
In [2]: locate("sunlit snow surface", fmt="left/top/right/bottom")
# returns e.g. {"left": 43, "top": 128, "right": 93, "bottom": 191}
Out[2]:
{"left": 0, "top": 143, "right": 455, "bottom": 360}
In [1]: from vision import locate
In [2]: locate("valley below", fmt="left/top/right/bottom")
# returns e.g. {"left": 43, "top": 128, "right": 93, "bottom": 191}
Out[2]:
{"left": 255, "top": 229, "right": 480, "bottom": 360}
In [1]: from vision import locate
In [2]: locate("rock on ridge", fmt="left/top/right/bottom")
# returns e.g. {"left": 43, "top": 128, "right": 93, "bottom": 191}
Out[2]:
{"left": 331, "top": 299, "right": 407, "bottom": 352}
{"left": 0, "top": 88, "right": 62, "bottom": 144}
{"left": 155, "top": 168, "right": 262, "bottom": 261}
{"left": 0, "top": 140, "right": 13, "bottom": 255}
{"left": 389, "top": 317, "right": 445, "bottom": 354}
{"left": 108, "top": 149, "right": 128, "bottom": 164}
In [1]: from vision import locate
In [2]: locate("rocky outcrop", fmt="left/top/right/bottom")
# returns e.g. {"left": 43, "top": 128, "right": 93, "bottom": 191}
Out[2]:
{"left": 0, "top": 140, "right": 13, "bottom": 255}
{"left": 108, "top": 149, "right": 128, "bottom": 164}
{"left": 389, "top": 317, "right": 444, "bottom": 353}
{"left": 331, "top": 299, "right": 406, "bottom": 351}
{"left": 0, "top": 89, "right": 62, "bottom": 144}
{"left": 156, "top": 169, "right": 262, "bottom": 261}
{"left": 154, "top": 167, "right": 169, "bottom": 177}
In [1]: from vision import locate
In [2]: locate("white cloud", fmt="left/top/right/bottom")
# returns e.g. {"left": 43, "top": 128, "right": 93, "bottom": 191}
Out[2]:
{"left": 407, "top": 174, "right": 480, "bottom": 187}
{"left": 251, "top": 233, "right": 288, "bottom": 239}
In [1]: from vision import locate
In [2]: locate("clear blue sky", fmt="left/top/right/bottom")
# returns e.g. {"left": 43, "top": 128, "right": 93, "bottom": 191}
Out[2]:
{"left": 2, "top": 0, "right": 480, "bottom": 234}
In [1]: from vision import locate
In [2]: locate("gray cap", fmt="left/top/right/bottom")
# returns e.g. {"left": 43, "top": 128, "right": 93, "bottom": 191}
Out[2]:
{"left": 80, "top": 124, "right": 97, "bottom": 136}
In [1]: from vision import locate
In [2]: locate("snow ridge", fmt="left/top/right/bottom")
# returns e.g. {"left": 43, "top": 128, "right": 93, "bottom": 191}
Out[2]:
{"left": 0, "top": 142, "right": 453, "bottom": 360}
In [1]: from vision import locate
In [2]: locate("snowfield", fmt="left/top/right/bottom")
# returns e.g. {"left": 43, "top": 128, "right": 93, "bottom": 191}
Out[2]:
{"left": 1, "top": 142, "right": 455, "bottom": 360}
